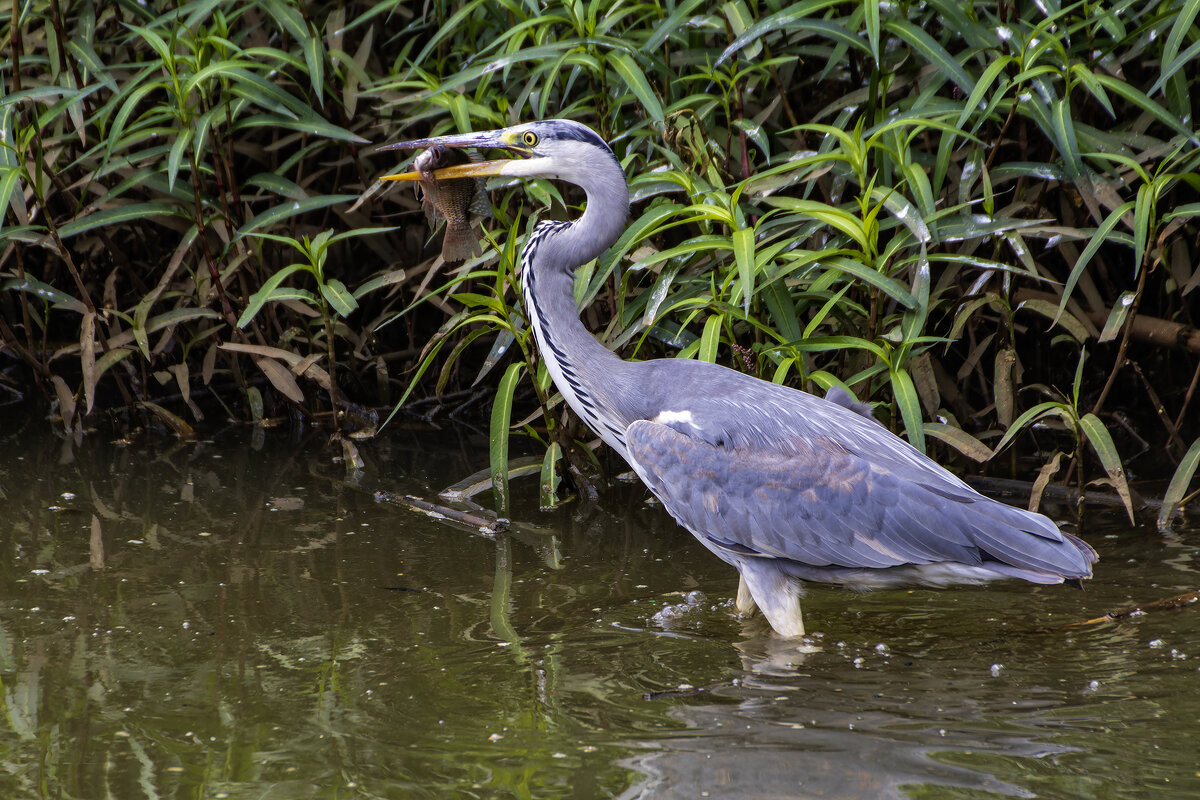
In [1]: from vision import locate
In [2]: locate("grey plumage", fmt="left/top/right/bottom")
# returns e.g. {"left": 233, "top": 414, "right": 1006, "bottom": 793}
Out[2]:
{"left": 380, "top": 119, "right": 1098, "bottom": 638}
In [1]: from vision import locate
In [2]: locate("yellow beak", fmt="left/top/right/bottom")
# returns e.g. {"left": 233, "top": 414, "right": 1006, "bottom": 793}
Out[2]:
{"left": 376, "top": 128, "right": 531, "bottom": 182}
{"left": 379, "top": 160, "right": 513, "bottom": 182}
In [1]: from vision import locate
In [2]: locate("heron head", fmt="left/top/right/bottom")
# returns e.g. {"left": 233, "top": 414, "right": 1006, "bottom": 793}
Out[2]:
{"left": 378, "top": 119, "right": 619, "bottom": 185}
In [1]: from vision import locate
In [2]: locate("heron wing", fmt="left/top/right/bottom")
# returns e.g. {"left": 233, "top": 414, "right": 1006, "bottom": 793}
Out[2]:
{"left": 623, "top": 418, "right": 1092, "bottom": 577}
{"left": 633, "top": 358, "right": 971, "bottom": 491}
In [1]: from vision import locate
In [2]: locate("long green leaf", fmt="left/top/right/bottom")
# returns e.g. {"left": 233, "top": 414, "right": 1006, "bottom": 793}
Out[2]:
{"left": 698, "top": 313, "right": 723, "bottom": 363}
{"left": 1078, "top": 413, "right": 1134, "bottom": 523}
{"left": 956, "top": 56, "right": 1013, "bottom": 131}
{"left": 884, "top": 19, "right": 972, "bottom": 94}
{"left": 489, "top": 362, "right": 524, "bottom": 516}
{"left": 731, "top": 227, "right": 756, "bottom": 314}
{"left": 0, "top": 167, "right": 24, "bottom": 236}
{"left": 58, "top": 203, "right": 178, "bottom": 238}
{"left": 1158, "top": 436, "right": 1200, "bottom": 531}
{"left": 764, "top": 197, "right": 868, "bottom": 250}
{"left": 1157, "top": 0, "right": 1200, "bottom": 96}
{"left": 237, "top": 195, "right": 358, "bottom": 238}
{"left": 608, "top": 52, "right": 664, "bottom": 125}
{"left": 1055, "top": 201, "right": 1134, "bottom": 324}
{"left": 1092, "top": 74, "right": 1198, "bottom": 142}
{"left": 237, "top": 263, "right": 311, "bottom": 328}
{"left": 821, "top": 257, "right": 917, "bottom": 308}
{"left": 166, "top": 125, "right": 192, "bottom": 192}
{"left": 924, "top": 423, "right": 991, "bottom": 462}
{"left": 320, "top": 278, "right": 359, "bottom": 318}
{"left": 540, "top": 441, "right": 562, "bottom": 509}
{"left": 1, "top": 277, "right": 88, "bottom": 313}
{"left": 991, "top": 401, "right": 1072, "bottom": 456}
{"left": 716, "top": 3, "right": 866, "bottom": 66}
{"left": 890, "top": 366, "right": 925, "bottom": 453}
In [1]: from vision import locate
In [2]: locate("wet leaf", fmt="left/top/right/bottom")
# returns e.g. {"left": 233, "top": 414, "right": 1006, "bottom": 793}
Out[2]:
{"left": 320, "top": 278, "right": 359, "bottom": 317}
{"left": 884, "top": 19, "right": 972, "bottom": 94}
{"left": 80, "top": 311, "right": 97, "bottom": 415}
{"left": 57, "top": 203, "right": 178, "bottom": 238}
{"left": 353, "top": 269, "right": 407, "bottom": 299}
{"left": 992, "top": 401, "right": 1072, "bottom": 457}
{"left": 699, "top": 314, "right": 723, "bottom": 364}
{"left": 51, "top": 374, "right": 76, "bottom": 432}
{"left": 246, "top": 386, "right": 264, "bottom": 423}
{"left": 0, "top": 166, "right": 23, "bottom": 236}
{"left": 238, "top": 263, "right": 312, "bottom": 328}
{"left": 731, "top": 227, "right": 756, "bottom": 314}
{"left": 764, "top": 197, "right": 869, "bottom": 251}
{"left": 608, "top": 52, "right": 664, "bottom": 126}
{"left": 1029, "top": 451, "right": 1064, "bottom": 513}
{"left": 489, "top": 362, "right": 523, "bottom": 516}
{"left": 1079, "top": 413, "right": 1135, "bottom": 523}
{"left": 237, "top": 195, "right": 359, "bottom": 239}
{"left": 891, "top": 366, "right": 925, "bottom": 454}
{"left": 993, "top": 349, "right": 1016, "bottom": 427}
{"left": 820, "top": 257, "right": 917, "bottom": 309}
{"left": 140, "top": 400, "right": 196, "bottom": 439}
{"left": 924, "top": 423, "right": 991, "bottom": 463}
{"left": 1018, "top": 298, "right": 1090, "bottom": 343}
{"left": 1158, "top": 436, "right": 1200, "bottom": 532}
{"left": 255, "top": 357, "right": 305, "bottom": 403}
{"left": 540, "top": 441, "right": 563, "bottom": 509}
{"left": 1098, "top": 291, "right": 1137, "bottom": 343}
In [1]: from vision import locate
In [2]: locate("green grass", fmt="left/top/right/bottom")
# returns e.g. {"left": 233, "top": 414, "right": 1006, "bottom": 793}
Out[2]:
{"left": 2, "top": 0, "right": 1198, "bottom": 523}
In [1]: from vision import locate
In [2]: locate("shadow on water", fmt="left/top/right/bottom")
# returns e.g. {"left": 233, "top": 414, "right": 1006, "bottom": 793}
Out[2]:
{"left": 0, "top": 421, "right": 1197, "bottom": 799}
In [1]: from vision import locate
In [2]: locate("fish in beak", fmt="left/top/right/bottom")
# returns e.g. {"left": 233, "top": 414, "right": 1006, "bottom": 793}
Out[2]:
{"left": 377, "top": 128, "right": 537, "bottom": 262}
{"left": 406, "top": 145, "right": 492, "bottom": 263}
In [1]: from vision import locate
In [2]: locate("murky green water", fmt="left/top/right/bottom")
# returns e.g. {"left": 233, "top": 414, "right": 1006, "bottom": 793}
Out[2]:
{"left": 1, "top": 422, "right": 1197, "bottom": 799}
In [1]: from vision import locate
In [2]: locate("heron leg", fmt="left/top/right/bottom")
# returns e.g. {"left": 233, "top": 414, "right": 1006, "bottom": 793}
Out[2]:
{"left": 739, "top": 560, "right": 805, "bottom": 638}
{"left": 735, "top": 574, "right": 757, "bottom": 616}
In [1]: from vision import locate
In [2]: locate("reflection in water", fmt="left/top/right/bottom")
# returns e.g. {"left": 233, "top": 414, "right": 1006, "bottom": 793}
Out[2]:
{"left": 621, "top": 637, "right": 1067, "bottom": 800}
{"left": 0, "top": 421, "right": 1197, "bottom": 798}
{"left": 620, "top": 705, "right": 1044, "bottom": 799}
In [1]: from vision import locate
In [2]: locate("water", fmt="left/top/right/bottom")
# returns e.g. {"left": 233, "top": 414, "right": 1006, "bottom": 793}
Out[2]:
{"left": 1, "top": 422, "right": 1197, "bottom": 799}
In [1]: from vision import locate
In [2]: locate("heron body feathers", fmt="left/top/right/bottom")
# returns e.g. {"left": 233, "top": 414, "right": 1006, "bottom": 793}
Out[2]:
{"left": 623, "top": 406, "right": 1094, "bottom": 587}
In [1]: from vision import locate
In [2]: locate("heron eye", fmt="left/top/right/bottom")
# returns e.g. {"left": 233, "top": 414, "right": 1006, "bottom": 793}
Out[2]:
{"left": 522, "top": 131, "right": 538, "bottom": 147}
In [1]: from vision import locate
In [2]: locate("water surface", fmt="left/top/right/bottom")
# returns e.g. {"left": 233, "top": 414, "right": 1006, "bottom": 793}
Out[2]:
{"left": 1, "top": 422, "right": 1196, "bottom": 798}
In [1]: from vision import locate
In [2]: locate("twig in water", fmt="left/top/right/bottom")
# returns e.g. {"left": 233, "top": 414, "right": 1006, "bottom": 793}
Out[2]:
{"left": 1055, "top": 588, "right": 1200, "bottom": 629}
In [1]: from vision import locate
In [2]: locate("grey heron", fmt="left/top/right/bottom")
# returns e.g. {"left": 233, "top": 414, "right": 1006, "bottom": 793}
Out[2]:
{"left": 380, "top": 119, "right": 1097, "bottom": 638}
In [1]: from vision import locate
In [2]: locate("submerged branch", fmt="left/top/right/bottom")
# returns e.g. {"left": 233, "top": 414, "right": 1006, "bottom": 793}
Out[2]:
{"left": 1056, "top": 589, "right": 1200, "bottom": 629}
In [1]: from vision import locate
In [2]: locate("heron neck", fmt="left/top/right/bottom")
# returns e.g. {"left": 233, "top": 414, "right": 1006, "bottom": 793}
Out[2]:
{"left": 520, "top": 166, "right": 632, "bottom": 455}
{"left": 522, "top": 259, "right": 620, "bottom": 371}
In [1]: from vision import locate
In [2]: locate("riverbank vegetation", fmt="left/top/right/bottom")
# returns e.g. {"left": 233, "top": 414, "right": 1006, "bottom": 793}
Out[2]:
{"left": 2, "top": 0, "right": 1198, "bottom": 525}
